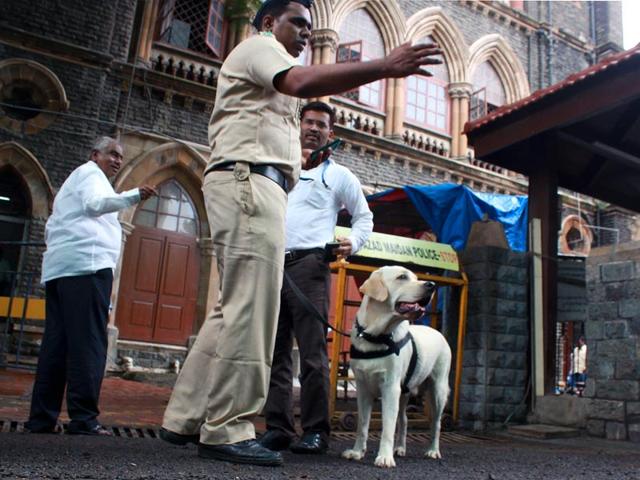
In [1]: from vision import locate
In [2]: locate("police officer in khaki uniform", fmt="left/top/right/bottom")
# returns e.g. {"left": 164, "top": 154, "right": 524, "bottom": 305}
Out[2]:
{"left": 161, "top": 0, "right": 443, "bottom": 467}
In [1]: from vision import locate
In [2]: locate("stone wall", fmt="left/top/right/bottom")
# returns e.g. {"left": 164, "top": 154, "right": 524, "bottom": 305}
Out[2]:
{"left": 584, "top": 242, "right": 640, "bottom": 442}
{"left": 459, "top": 246, "right": 529, "bottom": 430}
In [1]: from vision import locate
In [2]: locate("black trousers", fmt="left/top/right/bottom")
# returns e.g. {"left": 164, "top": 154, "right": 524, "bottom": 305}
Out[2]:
{"left": 26, "top": 268, "right": 112, "bottom": 432}
{"left": 264, "top": 250, "right": 331, "bottom": 440}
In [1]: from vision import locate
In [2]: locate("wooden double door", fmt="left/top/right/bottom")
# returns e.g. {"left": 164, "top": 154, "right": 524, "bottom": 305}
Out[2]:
{"left": 117, "top": 225, "right": 199, "bottom": 345}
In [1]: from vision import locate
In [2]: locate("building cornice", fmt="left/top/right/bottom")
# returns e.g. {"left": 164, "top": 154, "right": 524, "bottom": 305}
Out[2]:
{"left": 466, "top": 1, "right": 593, "bottom": 54}
{"left": 0, "top": 23, "right": 113, "bottom": 69}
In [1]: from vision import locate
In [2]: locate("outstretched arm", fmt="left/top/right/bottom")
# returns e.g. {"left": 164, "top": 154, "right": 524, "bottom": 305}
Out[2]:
{"left": 274, "top": 43, "right": 442, "bottom": 98}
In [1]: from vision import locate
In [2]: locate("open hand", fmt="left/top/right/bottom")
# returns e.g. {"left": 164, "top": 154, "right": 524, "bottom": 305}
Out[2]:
{"left": 383, "top": 42, "right": 442, "bottom": 78}
{"left": 139, "top": 185, "right": 157, "bottom": 200}
{"left": 301, "top": 147, "right": 331, "bottom": 170}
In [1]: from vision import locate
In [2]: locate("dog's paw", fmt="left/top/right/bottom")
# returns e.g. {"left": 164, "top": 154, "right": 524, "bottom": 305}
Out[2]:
{"left": 374, "top": 454, "right": 396, "bottom": 468}
{"left": 424, "top": 449, "right": 442, "bottom": 459}
{"left": 394, "top": 446, "right": 406, "bottom": 457}
{"left": 342, "top": 449, "right": 365, "bottom": 461}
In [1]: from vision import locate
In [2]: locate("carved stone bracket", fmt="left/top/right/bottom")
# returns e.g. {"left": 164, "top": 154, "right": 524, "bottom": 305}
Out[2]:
{"left": 310, "top": 29, "right": 339, "bottom": 52}
{"left": 448, "top": 82, "right": 473, "bottom": 99}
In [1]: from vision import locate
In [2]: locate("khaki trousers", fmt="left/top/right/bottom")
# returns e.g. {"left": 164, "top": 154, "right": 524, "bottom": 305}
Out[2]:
{"left": 163, "top": 162, "right": 287, "bottom": 445}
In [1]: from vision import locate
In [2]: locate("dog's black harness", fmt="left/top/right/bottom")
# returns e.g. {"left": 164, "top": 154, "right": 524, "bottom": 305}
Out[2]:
{"left": 349, "top": 318, "right": 419, "bottom": 394}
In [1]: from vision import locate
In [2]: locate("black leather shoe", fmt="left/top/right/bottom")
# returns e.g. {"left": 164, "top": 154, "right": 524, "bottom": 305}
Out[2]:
{"left": 159, "top": 427, "right": 199, "bottom": 445}
{"left": 67, "top": 424, "right": 112, "bottom": 436}
{"left": 198, "top": 439, "right": 283, "bottom": 466}
{"left": 258, "top": 430, "right": 292, "bottom": 451}
{"left": 289, "top": 432, "right": 328, "bottom": 454}
{"left": 25, "top": 425, "right": 59, "bottom": 434}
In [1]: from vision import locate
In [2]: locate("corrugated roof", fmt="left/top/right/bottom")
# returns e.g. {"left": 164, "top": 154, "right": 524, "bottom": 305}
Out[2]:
{"left": 464, "top": 43, "right": 640, "bottom": 133}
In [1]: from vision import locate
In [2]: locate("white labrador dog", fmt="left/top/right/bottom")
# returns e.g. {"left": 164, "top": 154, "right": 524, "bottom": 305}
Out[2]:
{"left": 341, "top": 266, "right": 452, "bottom": 468}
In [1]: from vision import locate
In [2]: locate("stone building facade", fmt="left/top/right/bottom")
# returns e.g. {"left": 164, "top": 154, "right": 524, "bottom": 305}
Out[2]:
{"left": 0, "top": 1, "right": 633, "bottom": 389}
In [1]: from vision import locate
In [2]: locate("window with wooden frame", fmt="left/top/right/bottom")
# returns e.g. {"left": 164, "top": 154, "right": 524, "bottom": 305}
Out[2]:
{"left": 337, "top": 9, "right": 385, "bottom": 110}
{"left": 405, "top": 75, "right": 450, "bottom": 134}
{"left": 335, "top": 41, "right": 362, "bottom": 102}
{"left": 404, "top": 37, "right": 450, "bottom": 134}
{"left": 156, "top": 0, "right": 226, "bottom": 58}
{"left": 471, "top": 61, "right": 506, "bottom": 117}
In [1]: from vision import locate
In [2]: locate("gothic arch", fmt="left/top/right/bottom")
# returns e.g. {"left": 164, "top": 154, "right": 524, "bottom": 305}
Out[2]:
{"left": 310, "top": 0, "right": 332, "bottom": 30}
{"left": 114, "top": 141, "right": 208, "bottom": 235}
{"left": 0, "top": 142, "right": 54, "bottom": 218}
{"left": 405, "top": 7, "right": 469, "bottom": 83}
{"left": 468, "top": 34, "right": 530, "bottom": 103}
{"left": 331, "top": 0, "right": 406, "bottom": 53}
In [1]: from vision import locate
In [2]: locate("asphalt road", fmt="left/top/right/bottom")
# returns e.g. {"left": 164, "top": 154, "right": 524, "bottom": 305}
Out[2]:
{"left": 1, "top": 431, "right": 639, "bottom": 480}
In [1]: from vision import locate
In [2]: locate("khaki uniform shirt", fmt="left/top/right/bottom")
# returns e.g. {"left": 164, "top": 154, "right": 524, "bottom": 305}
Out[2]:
{"left": 207, "top": 33, "right": 302, "bottom": 187}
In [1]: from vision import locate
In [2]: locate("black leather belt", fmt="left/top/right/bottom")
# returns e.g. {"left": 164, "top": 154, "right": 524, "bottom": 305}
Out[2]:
{"left": 284, "top": 247, "right": 324, "bottom": 263}
{"left": 207, "top": 162, "right": 288, "bottom": 192}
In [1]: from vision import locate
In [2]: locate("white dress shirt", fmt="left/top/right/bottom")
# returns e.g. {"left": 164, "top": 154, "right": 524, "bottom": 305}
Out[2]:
{"left": 572, "top": 344, "right": 587, "bottom": 374}
{"left": 285, "top": 158, "right": 373, "bottom": 253}
{"left": 42, "top": 161, "right": 140, "bottom": 283}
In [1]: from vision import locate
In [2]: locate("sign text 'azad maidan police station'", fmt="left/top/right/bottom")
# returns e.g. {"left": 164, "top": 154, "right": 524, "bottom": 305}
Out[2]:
{"left": 335, "top": 227, "right": 459, "bottom": 272}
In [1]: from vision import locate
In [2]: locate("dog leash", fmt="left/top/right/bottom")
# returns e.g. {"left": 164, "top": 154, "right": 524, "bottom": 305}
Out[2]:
{"left": 283, "top": 271, "right": 351, "bottom": 337}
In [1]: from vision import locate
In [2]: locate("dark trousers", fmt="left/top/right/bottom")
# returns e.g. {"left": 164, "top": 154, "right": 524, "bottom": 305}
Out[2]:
{"left": 264, "top": 251, "right": 331, "bottom": 440}
{"left": 26, "top": 268, "right": 112, "bottom": 432}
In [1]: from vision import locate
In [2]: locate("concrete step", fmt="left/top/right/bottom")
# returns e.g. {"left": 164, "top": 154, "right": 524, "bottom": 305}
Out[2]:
{"left": 507, "top": 424, "right": 581, "bottom": 439}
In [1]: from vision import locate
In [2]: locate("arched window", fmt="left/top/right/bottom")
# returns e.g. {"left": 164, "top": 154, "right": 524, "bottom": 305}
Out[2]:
{"left": 470, "top": 61, "right": 506, "bottom": 120}
{"left": 0, "top": 167, "right": 30, "bottom": 293}
{"left": 404, "top": 36, "right": 450, "bottom": 134}
{"left": 133, "top": 180, "right": 199, "bottom": 236}
{"left": 156, "top": 0, "right": 226, "bottom": 58}
{"left": 337, "top": 9, "right": 385, "bottom": 110}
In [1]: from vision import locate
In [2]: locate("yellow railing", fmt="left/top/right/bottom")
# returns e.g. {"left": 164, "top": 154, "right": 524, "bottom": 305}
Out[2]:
{"left": 0, "top": 296, "right": 46, "bottom": 321}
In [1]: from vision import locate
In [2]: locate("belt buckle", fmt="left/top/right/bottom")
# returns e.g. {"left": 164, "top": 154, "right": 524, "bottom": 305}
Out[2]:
{"left": 284, "top": 251, "right": 294, "bottom": 262}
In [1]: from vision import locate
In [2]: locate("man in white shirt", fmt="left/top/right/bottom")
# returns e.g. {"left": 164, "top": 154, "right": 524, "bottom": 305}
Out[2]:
{"left": 570, "top": 335, "right": 587, "bottom": 395}
{"left": 259, "top": 101, "right": 373, "bottom": 454}
{"left": 26, "top": 137, "right": 156, "bottom": 436}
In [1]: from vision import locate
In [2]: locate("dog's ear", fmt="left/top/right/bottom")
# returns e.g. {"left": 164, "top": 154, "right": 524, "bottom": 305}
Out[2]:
{"left": 359, "top": 272, "right": 389, "bottom": 302}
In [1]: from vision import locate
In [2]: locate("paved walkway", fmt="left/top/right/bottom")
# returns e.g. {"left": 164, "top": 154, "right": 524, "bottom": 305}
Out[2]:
{"left": 0, "top": 368, "right": 183, "bottom": 428}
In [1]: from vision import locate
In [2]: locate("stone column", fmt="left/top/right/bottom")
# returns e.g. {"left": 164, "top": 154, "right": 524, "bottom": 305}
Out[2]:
{"left": 310, "top": 29, "right": 338, "bottom": 102}
{"left": 384, "top": 79, "right": 396, "bottom": 138}
{"left": 459, "top": 246, "right": 530, "bottom": 430}
{"left": 228, "top": 14, "right": 252, "bottom": 51}
{"left": 136, "top": 0, "right": 160, "bottom": 65}
{"left": 448, "top": 82, "right": 473, "bottom": 159}
{"left": 106, "top": 220, "right": 134, "bottom": 371}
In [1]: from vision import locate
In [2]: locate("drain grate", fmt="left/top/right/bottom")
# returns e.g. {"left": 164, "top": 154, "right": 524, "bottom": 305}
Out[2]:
{"left": 331, "top": 431, "right": 500, "bottom": 445}
{"left": 0, "top": 419, "right": 159, "bottom": 438}
{"left": 1, "top": 419, "right": 499, "bottom": 445}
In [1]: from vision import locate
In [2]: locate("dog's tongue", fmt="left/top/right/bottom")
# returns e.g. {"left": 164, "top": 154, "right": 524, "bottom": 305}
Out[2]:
{"left": 397, "top": 302, "right": 424, "bottom": 314}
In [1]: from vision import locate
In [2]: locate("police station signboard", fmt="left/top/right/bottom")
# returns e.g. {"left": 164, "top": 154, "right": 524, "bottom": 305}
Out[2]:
{"left": 335, "top": 227, "right": 459, "bottom": 272}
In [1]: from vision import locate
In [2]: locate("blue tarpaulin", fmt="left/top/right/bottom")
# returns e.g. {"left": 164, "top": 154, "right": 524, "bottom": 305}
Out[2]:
{"left": 367, "top": 183, "right": 529, "bottom": 252}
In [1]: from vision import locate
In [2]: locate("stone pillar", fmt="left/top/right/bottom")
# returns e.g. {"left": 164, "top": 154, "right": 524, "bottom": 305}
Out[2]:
{"left": 310, "top": 29, "right": 338, "bottom": 102}
{"left": 459, "top": 246, "right": 529, "bottom": 430}
{"left": 136, "top": 0, "right": 160, "bottom": 65}
{"left": 106, "top": 220, "right": 134, "bottom": 371}
{"left": 585, "top": 243, "right": 640, "bottom": 443}
{"left": 448, "top": 83, "right": 473, "bottom": 159}
{"left": 383, "top": 77, "right": 405, "bottom": 140}
{"left": 227, "top": 14, "right": 252, "bottom": 52}
{"left": 383, "top": 79, "right": 395, "bottom": 138}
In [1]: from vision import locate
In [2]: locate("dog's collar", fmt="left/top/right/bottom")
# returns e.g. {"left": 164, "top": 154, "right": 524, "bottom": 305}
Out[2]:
{"left": 351, "top": 317, "right": 411, "bottom": 357}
